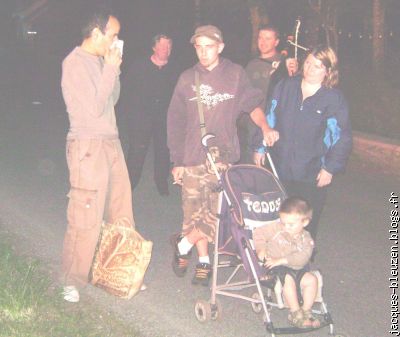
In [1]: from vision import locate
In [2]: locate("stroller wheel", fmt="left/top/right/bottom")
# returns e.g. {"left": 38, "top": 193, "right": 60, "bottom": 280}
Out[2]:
{"left": 210, "top": 299, "right": 222, "bottom": 321}
{"left": 194, "top": 299, "right": 211, "bottom": 323}
{"left": 251, "top": 292, "right": 263, "bottom": 314}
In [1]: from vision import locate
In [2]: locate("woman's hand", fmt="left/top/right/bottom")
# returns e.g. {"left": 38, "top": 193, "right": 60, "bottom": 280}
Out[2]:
{"left": 316, "top": 168, "right": 333, "bottom": 187}
{"left": 253, "top": 152, "right": 265, "bottom": 166}
{"left": 286, "top": 57, "right": 298, "bottom": 76}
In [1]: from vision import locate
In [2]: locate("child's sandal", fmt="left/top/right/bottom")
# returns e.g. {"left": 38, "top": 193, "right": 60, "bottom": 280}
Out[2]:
{"left": 288, "top": 309, "right": 305, "bottom": 328}
{"left": 302, "top": 309, "right": 321, "bottom": 328}
{"left": 288, "top": 309, "right": 319, "bottom": 329}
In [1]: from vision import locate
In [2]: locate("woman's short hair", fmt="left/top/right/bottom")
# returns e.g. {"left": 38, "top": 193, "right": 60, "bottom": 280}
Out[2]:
{"left": 279, "top": 196, "right": 313, "bottom": 221}
{"left": 308, "top": 45, "right": 339, "bottom": 88}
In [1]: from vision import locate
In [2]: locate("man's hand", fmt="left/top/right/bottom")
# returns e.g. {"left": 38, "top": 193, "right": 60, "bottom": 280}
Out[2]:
{"left": 316, "top": 168, "right": 333, "bottom": 187}
{"left": 249, "top": 108, "right": 279, "bottom": 147}
{"left": 104, "top": 47, "right": 122, "bottom": 67}
{"left": 171, "top": 166, "right": 185, "bottom": 186}
{"left": 286, "top": 57, "right": 298, "bottom": 76}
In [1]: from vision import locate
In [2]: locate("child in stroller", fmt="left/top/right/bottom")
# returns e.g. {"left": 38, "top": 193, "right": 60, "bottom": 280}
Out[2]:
{"left": 194, "top": 134, "right": 337, "bottom": 335}
{"left": 253, "top": 196, "right": 320, "bottom": 329}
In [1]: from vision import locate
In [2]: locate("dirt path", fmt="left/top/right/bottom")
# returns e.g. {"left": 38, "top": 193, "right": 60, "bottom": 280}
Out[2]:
{"left": 0, "top": 80, "right": 397, "bottom": 337}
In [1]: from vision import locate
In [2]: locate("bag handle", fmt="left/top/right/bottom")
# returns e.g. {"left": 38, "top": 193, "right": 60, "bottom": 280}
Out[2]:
{"left": 112, "top": 217, "right": 133, "bottom": 228}
{"left": 195, "top": 71, "right": 207, "bottom": 138}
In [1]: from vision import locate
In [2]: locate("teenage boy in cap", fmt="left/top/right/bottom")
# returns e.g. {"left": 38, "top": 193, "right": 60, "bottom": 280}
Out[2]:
{"left": 167, "top": 25, "right": 277, "bottom": 286}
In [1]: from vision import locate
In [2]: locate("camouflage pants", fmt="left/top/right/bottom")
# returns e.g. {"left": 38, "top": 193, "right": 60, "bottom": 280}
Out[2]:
{"left": 181, "top": 164, "right": 221, "bottom": 243}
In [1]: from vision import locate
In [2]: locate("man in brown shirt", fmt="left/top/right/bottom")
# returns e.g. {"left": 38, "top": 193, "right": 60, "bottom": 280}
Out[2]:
{"left": 60, "top": 9, "right": 134, "bottom": 302}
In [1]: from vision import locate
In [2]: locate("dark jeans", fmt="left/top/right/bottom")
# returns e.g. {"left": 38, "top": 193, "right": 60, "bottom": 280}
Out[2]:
{"left": 281, "top": 180, "right": 328, "bottom": 241}
{"left": 126, "top": 112, "right": 170, "bottom": 191}
{"left": 237, "top": 113, "right": 260, "bottom": 164}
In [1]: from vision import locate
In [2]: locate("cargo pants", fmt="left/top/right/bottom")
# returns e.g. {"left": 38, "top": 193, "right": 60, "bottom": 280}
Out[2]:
{"left": 62, "top": 138, "right": 134, "bottom": 287}
{"left": 181, "top": 164, "right": 221, "bottom": 243}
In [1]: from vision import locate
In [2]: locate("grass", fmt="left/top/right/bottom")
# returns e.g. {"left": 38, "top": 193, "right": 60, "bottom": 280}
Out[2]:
{"left": 0, "top": 234, "right": 142, "bottom": 337}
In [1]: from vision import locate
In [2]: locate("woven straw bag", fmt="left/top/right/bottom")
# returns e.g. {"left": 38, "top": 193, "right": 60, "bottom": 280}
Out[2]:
{"left": 90, "top": 218, "right": 152, "bottom": 299}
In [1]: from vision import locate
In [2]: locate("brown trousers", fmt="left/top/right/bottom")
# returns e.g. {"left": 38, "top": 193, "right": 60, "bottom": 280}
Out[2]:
{"left": 62, "top": 138, "right": 134, "bottom": 287}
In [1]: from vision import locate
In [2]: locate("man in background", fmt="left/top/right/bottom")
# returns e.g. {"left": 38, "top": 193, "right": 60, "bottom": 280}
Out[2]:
{"left": 239, "top": 24, "right": 298, "bottom": 163}
{"left": 122, "top": 34, "right": 179, "bottom": 196}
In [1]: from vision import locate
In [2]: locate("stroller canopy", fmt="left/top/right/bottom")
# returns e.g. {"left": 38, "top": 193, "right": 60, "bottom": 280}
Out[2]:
{"left": 221, "top": 164, "right": 286, "bottom": 229}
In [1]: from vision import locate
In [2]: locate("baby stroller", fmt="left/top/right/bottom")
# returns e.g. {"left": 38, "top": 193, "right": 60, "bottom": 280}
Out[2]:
{"left": 194, "top": 133, "right": 338, "bottom": 336}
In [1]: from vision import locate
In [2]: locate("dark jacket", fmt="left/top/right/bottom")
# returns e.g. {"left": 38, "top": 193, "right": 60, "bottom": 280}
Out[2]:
{"left": 120, "top": 56, "right": 179, "bottom": 126}
{"left": 266, "top": 76, "right": 352, "bottom": 183}
{"left": 167, "top": 58, "right": 263, "bottom": 167}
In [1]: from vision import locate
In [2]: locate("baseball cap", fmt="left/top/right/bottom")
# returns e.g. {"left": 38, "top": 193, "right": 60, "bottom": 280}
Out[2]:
{"left": 190, "top": 25, "right": 223, "bottom": 44}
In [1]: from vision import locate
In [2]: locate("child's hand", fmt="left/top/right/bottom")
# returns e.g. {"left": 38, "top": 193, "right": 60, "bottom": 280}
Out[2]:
{"left": 264, "top": 257, "right": 287, "bottom": 269}
{"left": 257, "top": 250, "right": 267, "bottom": 263}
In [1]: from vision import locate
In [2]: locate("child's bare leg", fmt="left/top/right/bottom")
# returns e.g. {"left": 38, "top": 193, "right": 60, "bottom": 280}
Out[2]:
{"left": 282, "top": 275, "right": 300, "bottom": 312}
{"left": 284, "top": 275, "right": 310, "bottom": 327}
{"left": 300, "top": 272, "right": 320, "bottom": 328}
{"left": 300, "top": 272, "right": 318, "bottom": 311}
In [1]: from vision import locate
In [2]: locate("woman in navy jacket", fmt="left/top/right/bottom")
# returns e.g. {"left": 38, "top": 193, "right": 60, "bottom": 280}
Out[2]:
{"left": 255, "top": 45, "right": 352, "bottom": 240}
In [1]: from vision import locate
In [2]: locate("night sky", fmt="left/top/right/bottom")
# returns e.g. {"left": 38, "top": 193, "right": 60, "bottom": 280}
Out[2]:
{"left": 1, "top": 0, "right": 400, "bottom": 138}
{"left": 0, "top": 0, "right": 304, "bottom": 68}
{"left": 2, "top": 0, "right": 399, "bottom": 68}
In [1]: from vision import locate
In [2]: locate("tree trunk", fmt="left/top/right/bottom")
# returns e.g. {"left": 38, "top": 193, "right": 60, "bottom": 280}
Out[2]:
{"left": 322, "top": 0, "right": 338, "bottom": 51}
{"left": 305, "top": 0, "right": 322, "bottom": 48}
{"left": 247, "top": 1, "right": 269, "bottom": 56}
{"left": 372, "top": 0, "right": 385, "bottom": 74}
{"left": 305, "top": 0, "right": 338, "bottom": 51}
{"left": 194, "top": 0, "right": 202, "bottom": 27}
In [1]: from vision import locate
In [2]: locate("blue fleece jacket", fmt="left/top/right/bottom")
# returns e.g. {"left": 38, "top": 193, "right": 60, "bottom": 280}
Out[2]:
{"left": 264, "top": 76, "right": 352, "bottom": 183}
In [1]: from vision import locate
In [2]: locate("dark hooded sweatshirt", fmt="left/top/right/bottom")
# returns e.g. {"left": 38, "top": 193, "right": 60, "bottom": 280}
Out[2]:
{"left": 167, "top": 58, "right": 263, "bottom": 167}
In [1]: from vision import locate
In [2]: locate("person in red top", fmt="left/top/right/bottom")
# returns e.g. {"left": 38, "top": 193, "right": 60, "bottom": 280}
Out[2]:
{"left": 167, "top": 25, "right": 273, "bottom": 286}
{"left": 60, "top": 8, "right": 135, "bottom": 302}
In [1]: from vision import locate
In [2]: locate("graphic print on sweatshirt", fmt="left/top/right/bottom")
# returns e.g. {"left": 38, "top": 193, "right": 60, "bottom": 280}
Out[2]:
{"left": 189, "top": 84, "right": 234, "bottom": 109}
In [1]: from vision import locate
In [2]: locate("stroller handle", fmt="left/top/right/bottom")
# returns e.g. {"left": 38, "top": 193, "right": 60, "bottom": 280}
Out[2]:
{"left": 201, "top": 133, "right": 233, "bottom": 208}
{"left": 262, "top": 140, "right": 279, "bottom": 179}
{"left": 262, "top": 140, "right": 270, "bottom": 153}
{"left": 201, "top": 133, "right": 216, "bottom": 148}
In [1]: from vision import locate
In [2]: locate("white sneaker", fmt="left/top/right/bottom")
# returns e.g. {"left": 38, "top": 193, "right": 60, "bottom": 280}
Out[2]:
{"left": 63, "top": 285, "right": 80, "bottom": 303}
